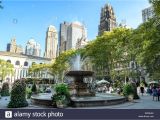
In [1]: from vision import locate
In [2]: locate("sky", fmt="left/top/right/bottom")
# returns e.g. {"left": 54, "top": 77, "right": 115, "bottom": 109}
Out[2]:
{"left": 0, "top": 0, "right": 150, "bottom": 56}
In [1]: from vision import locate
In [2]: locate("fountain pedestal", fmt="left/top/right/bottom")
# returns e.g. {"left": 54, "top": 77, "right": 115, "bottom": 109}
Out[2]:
{"left": 66, "top": 71, "right": 95, "bottom": 97}
{"left": 74, "top": 80, "right": 95, "bottom": 97}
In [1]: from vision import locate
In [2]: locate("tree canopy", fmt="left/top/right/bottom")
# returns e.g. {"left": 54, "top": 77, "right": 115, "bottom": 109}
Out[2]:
{"left": 0, "top": 59, "right": 14, "bottom": 81}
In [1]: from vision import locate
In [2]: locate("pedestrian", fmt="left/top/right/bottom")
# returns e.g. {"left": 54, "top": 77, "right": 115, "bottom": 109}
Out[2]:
{"left": 157, "top": 87, "right": 160, "bottom": 101}
{"left": 152, "top": 86, "right": 158, "bottom": 101}
{"left": 140, "top": 86, "right": 144, "bottom": 96}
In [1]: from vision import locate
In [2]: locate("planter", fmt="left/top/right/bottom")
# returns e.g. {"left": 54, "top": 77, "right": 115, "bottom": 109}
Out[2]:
{"left": 128, "top": 94, "right": 134, "bottom": 102}
{"left": 56, "top": 101, "right": 66, "bottom": 108}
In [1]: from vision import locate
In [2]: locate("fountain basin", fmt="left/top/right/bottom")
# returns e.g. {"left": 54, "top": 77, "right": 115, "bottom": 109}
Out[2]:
{"left": 31, "top": 93, "right": 126, "bottom": 107}
{"left": 31, "top": 93, "right": 53, "bottom": 107}
{"left": 70, "top": 93, "right": 126, "bottom": 107}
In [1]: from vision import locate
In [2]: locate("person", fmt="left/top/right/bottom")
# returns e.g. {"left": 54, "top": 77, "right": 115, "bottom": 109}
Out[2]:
{"left": 140, "top": 86, "right": 144, "bottom": 96}
{"left": 147, "top": 86, "right": 152, "bottom": 95}
{"left": 152, "top": 86, "right": 158, "bottom": 101}
{"left": 157, "top": 87, "right": 160, "bottom": 101}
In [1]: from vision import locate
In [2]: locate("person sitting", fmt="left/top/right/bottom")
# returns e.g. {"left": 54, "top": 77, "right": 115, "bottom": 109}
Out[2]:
{"left": 152, "top": 86, "right": 158, "bottom": 101}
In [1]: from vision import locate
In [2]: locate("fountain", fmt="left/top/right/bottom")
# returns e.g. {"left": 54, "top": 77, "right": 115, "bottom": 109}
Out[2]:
{"left": 65, "top": 55, "right": 126, "bottom": 107}
{"left": 31, "top": 54, "right": 126, "bottom": 107}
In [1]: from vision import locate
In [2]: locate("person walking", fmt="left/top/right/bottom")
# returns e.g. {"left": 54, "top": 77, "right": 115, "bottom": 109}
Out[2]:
{"left": 152, "top": 86, "right": 158, "bottom": 101}
{"left": 157, "top": 87, "right": 160, "bottom": 101}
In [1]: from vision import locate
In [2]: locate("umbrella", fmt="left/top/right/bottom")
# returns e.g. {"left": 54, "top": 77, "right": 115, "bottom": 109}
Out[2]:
{"left": 96, "top": 79, "right": 110, "bottom": 84}
{"left": 148, "top": 81, "right": 158, "bottom": 84}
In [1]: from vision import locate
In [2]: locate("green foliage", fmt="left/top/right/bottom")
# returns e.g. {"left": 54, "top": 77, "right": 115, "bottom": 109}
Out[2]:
{"left": 149, "top": 0, "right": 160, "bottom": 16}
{"left": 131, "top": 18, "right": 160, "bottom": 79}
{"left": 1, "top": 82, "right": 10, "bottom": 96}
{"left": 52, "top": 83, "right": 70, "bottom": 107}
{"left": 0, "top": 59, "right": 14, "bottom": 81}
{"left": 31, "top": 83, "right": 37, "bottom": 93}
{"left": 123, "top": 84, "right": 134, "bottom": 97}
{"left": 8, "top": 80, "right": 28, "bottom": 108}
{"left": 26, "top": 87, "right": 32, "bottom": 99}
{"left": 82, "top": 28, "right": 132, "bottom": 79}
{"left": 29, "top": 63, "right": 50, "bottom": 77}
{"left": 50, "top": 49, "right": 77, "bottom": 81}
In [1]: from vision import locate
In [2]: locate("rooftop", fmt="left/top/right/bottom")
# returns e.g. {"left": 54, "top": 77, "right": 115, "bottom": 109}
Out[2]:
{"left": 0, "top": 51, "right": 51, "bottom": 61}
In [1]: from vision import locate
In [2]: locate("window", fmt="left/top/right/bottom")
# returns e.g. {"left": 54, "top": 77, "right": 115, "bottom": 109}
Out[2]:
{"left": 7, "top": 60, "right": 11, "bottom": 63}
{"left": 24, "top": 61, "right": 28, "bottom": 66}
{"left": 15, "top": 61, "right": 20, "bottom": 65}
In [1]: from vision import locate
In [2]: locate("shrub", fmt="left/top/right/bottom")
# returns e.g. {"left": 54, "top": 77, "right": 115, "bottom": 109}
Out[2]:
{"left": 123, "top": 84, "right": 134, "bottom": 97}
{"left": 52, "top": 83, "right": 70, "bottom": 107}
{"left": 31, "top": 83, "right": 37, "bottom": 93}
{"left": 8, "top": 79, "right": 28, "bottom": 108}
{"left": 1, "top": 82, "right": 10, "bottom": 96}
{"left": 26, "top": 87, "right": 32, "bottom": 99}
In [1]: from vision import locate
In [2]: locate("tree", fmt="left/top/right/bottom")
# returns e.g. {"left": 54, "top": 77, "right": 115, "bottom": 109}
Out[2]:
{"left": 149, "top": 0, "right": 160, "bottom": 16}
{"left": 0, "top": 59, "right": 14, "bottom": 81}
{"left": 29, "top": 63, "right": 51, "bottom": 78}
{"left": 129, "top": 18, "right": 160, "bottom": 80}
{"left": 82, "top": 27, "right": 133, "bottom": 81}
{"left": 29, "top": 49, "right": 77, "bottom": 83}
{"left": 50, "top": 49, "right": 77, "bottom": 83}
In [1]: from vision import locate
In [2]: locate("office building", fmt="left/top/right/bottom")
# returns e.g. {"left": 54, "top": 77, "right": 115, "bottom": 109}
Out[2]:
{"left": 142, "top": 6, "right": 154, "bottom": 23}
{"left": 25, "top": 38, "right": 41, "bottom": 57}
{"left": 44, "top": 25, "right": 58, "bottom": 59}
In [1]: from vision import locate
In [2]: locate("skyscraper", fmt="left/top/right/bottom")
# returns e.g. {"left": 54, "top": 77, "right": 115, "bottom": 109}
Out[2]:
{"left": 7, "top": 38, "right": 23, "bottom": 54}
{"left": 44, "top": 25, "right": 58, "bottom": 59}
{"left": 67, "top": 21, "right": 87, "bottom": 50}
{"left": 25, "top": 39, "right": 41, "bottom": 57}
{"left": 59, "top": 21, "right": 70, "bottom": 53}
{"left": 142, "top": 6, "right": 154, "bottom": 23}
{"left": 59, "top": 21, "right": 87, "bottom": 53}
{"left": 98, "top": 3, "right": 116, "bottom": 35}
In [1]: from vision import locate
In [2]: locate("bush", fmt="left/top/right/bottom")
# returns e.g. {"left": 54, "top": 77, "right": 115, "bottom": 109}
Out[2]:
{"left": 8, "top": 79, "right": 28, "bottom": 108}
{"left": 52, "top": 83, "right": 70, "bottom": 107}
{"left": 1, "top": 82, "right": 10, "bottom": 96}
{"left": 31, "top": 83, "right": 37, "bottom": 93}
{"left": 123, "top": 84, "right": 134, "bottom": 97}
{"left": 26, "top": 87, "right": 32, "bottom": 99}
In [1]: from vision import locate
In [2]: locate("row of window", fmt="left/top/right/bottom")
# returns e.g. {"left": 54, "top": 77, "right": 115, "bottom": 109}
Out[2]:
{"left": 6, "top": 60, "right": 43, "bottom": 66}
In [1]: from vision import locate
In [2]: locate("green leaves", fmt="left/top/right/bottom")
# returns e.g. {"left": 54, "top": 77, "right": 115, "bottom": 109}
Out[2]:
{"left": 82, "top": 27, "right": 132, "bottom": 79}
{"left": 0, "top": 59, "right": 14, "bottom": 80}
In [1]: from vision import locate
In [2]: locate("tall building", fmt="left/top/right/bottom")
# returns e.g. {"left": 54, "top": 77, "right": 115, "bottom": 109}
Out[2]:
{"left": 142, "top": 6, "right": 154, "bottom": 23}
{"left": 44, "top": 25, "right": 58, "bottom": 59}
{"left": 25, "top": 39, "right": 41, "bottom": 57}
{"left": 59, "top": 21, "right": 70, "bottom": 53}
{"left": 98, "top": 3, "right": 116, "bottom": 35}
{"left": 59, "top": 21, "right": 87, "bottom": 53}
{"left": 68, "top": 21, "right": 87, "bottom": 50}
{"left": 7, "top": 38, "right": 23, "bottom": 54}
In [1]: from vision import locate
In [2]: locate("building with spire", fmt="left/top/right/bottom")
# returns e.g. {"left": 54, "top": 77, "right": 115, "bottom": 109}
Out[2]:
{"left": 7, "top": 38, "right": 23, "bottom": 54}
{"left": 44, "top": 25, "right": 58, "bottom": 59}
{"left": 98, "top": 3, "right": 117, "bottom": 35}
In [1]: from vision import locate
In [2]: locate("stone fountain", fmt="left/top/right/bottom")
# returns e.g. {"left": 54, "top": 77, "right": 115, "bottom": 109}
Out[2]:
{"left": 31, "top": 54, "right": 126, "bottom": 107}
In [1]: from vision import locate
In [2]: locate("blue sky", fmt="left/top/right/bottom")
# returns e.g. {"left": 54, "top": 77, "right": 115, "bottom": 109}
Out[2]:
{"left": 0, "top": 0, "right": 150, "bottom": 56}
